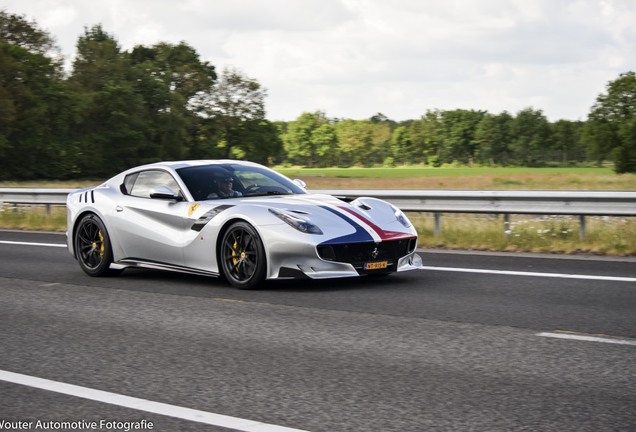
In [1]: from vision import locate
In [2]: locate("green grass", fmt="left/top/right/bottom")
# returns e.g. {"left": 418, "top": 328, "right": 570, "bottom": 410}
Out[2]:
{"left": 277, "top": 166, "right": 615, "bottom": 178}
{"left": 0, "top": 205, "right": 67, "bottom": 232}
{"left": 276, "top": 166, "right": 636, "bottom": 191}
{"left": 411, "top": 213, "right": 636, "bottom": 256}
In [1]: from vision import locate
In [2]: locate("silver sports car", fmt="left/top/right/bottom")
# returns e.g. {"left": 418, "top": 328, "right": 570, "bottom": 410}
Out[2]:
{"left": 67, "top": 160, "right": 423, "bottom": 289}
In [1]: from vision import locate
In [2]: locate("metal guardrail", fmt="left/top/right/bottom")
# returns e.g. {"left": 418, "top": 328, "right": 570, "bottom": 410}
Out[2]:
{"left": 2, "top": 187, "right": 635, "bottom": 238}
{"left": 311, "top": 189, "right": 636, "bottom": 216}
{"left": 0, "top": 188, "right": 71, "bottom": 206}
{"left": 2, "top": 188, "right": 636, "bottom": 215}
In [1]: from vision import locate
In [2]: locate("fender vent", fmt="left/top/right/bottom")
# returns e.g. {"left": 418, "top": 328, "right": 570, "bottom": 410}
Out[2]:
{"left": 79, "top": 190, "right": 95, "bottom": 204}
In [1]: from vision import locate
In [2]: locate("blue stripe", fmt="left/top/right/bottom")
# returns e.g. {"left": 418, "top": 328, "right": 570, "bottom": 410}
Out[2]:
{"left": 318, "top": 205, "right": 374, "bottom": 245}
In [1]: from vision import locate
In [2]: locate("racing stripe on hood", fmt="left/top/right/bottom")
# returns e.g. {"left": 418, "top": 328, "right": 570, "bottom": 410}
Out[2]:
{"left": 337, "top": 206, "right": 415, "bottom": 241}
{"left": 190, "top": 205, "right": 233, "bottom": 231}
{"left": 287, "top": 195, "right": 413, "bottom": 243}
{"left": 318, "top": 205, "right": 375, "bottom": 244}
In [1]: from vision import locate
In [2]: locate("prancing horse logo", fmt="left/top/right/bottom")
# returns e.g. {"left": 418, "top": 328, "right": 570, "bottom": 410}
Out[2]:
{"left": 370, "top": 247, "right": 379, "bottom": 259}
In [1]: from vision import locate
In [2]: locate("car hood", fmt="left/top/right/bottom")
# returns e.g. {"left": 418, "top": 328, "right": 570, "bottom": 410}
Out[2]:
{"left": 235, "top": 193, "right": 394, "bottom": 221}
{"left": 211, "top": 193, "right": 416, "bottom": 243}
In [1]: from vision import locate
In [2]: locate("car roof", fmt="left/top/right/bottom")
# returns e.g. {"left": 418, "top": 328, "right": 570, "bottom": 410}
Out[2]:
{"left": 129, "top": 159, "right": 262, "bottom": 171}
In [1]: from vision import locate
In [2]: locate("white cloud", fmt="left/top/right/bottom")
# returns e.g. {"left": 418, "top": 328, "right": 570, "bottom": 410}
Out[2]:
{"left": 3, "top": 0, "right": 635, "bottom": 121}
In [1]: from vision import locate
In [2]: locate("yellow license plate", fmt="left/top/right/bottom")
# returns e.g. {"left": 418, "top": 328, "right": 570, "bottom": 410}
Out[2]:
{"left": 365, "top": 261, "right": 388, "bottom": 270}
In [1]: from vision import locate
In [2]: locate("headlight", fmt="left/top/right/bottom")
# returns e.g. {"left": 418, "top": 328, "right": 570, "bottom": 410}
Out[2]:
{"left": 392, "top": 205, "right": 411, "bottom": 228}
{"left": 269, "top": 208, "right": 323, "bottom": 234}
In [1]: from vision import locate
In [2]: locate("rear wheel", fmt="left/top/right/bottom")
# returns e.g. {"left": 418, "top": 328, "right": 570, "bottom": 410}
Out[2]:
{"left": 74, "top": 214, "right": 116, "bottom": 276}
{"left": 219, "top": 221, "right": 266, "bottom": 289}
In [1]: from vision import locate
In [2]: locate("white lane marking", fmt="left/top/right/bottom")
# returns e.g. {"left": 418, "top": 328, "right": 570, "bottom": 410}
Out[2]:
{"left": 0, "top": 240, "right": 66, "bottom": 248}
{"left": 0, "top": 370, "right": 309, "bottom": 432}
{"left": 421, "top": 266, "right": 636, "bottom": 283}
{"left": 537, "top": 332, "right": 636, "bottom": 346}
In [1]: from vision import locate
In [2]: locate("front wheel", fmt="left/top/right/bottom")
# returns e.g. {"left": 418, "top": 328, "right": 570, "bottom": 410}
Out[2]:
{"left": 74, "top": 214, "right": 116, "bottom": 277}
{"left": 219, "top": 221, "right": 266, "bottom": 289}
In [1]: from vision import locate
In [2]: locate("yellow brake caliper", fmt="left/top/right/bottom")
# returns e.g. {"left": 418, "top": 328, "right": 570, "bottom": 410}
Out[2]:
{"left": 92, "top": 231, "right": 105, "bottom": 259}
{"left": 232, "top": 238, "right": 240, "bottom": 269}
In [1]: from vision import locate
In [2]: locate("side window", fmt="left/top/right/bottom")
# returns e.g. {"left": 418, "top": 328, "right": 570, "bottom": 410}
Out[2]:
{"left": 121, "top": 173, "right": 139, "bottom": 195}
{"left": 126, "top": 170, "right": 181, "bottom": 199}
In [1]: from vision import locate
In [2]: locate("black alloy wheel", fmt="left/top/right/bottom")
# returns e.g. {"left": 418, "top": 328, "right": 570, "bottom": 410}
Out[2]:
{"left": 220, "top": 221, "right": 266, "bottom": 289}
{"left": 74, "top": 214, "right": 116, "bottom": 276}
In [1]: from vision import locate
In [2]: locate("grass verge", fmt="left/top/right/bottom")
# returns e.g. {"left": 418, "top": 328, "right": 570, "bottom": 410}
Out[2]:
{"left": 0, "top": 205, "right": 67, "bottom": 232}
{"left": 411, "top": 213, "right": 636, "bottom": 256}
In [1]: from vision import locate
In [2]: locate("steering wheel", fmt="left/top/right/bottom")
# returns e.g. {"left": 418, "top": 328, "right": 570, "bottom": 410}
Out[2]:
{"left": 244, "top": 184, "right": 261, "bottom": 194}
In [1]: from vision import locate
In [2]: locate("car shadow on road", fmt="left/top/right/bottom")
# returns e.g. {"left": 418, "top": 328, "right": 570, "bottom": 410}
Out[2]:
{"left": 113, "top": 267, "right": 421, "bottom": 295}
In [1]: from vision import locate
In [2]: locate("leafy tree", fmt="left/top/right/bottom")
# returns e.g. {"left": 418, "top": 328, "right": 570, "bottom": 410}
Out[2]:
{"left": 311, "top": 124, "right": 338, "bottom": 167}
{"left": 196, "top": 67, "right": 274, "bottom": 160}
{"left": 335, "top": 119, "right": 374, "bottom": 167}
{"left": 369, "top": 121, "right": 392, "bottom": 165}
{"left": 234, "top": 120, "right": 282, "bottom": 165}
{"left": 584, "top": 71, "right": 636, "bottom": 173}
{"left": 582, "top": 119, "right": 617, "bottom": 164}
{"left": 389, "top": 126, "right": 411, "bottom": 165}
{"left": 0, "top": 10, "right": 73, "bottom": 179}
{"left": 616, "top": 117, "right": 636, "bottom": 173}
{"left": 129, "top": 41, "right": 216, "bottom": 161}
{"left": 438, "top": 109, "right": 486, "bottom": 164}
{"left": 473, "top": 112, "right": 513, "bottom": 165}
{"left": 369, "top": 112, "right": 397, "bottom": 129}
{"left": 282, "top": 111, "right": 331, "bottom": 166}
{"left": 409, "top": 110, "right": 442, "bottom": 165}
{"left": 68, "top": 25, "right": 149, "bottom": 177}
{"left": 550, "top": 120, "right": 585, "bottom": 165}
{"left": 510, "top": 107, "right": 551, "bottom": 166}
{"left": 0, "top": 9, "right": 57, "bottom": 55}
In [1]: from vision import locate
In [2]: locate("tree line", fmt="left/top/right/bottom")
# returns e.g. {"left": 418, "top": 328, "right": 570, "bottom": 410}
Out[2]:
{"left": 1, "top": 9, "right": 635, "bottom": 180}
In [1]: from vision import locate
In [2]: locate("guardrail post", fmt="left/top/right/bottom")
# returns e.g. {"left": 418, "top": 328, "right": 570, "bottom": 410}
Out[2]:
{"left": 434, "top": 212, "right": 441, "bottom": 238}
{"left": 579, "top": 215, "right": 586, "bottom": 239}
{"left": 504, "top": 214, "right": 511, "bottom": 238}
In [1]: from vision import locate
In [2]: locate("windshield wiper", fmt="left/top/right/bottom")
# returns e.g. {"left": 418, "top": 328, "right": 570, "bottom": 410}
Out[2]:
{"left": 245, "top": 191, "right": 293, "bottom": 197}
{"left": 267, "top": 191, "right": 292, "bottom": 195}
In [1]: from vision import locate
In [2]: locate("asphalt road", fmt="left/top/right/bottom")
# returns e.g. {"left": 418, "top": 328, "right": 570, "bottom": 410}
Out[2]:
{"left": 1, "top": 230, "right": 635, "bottom": 432}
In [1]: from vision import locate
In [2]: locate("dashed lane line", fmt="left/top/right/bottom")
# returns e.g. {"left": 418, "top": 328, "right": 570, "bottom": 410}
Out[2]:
{"left": 537, "top": 332, "right": 636, "bottom": 346}
{"left": 0, "top": 370, "right": 309, "bottom": 432}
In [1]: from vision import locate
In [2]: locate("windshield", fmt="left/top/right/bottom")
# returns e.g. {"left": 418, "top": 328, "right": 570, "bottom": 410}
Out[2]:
{"left": 176, "top": 163, "right": 306, "bottom": 201}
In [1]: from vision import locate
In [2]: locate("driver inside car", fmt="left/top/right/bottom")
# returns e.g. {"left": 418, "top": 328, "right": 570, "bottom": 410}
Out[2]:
{"left": 207, "top": 176, "right": 242, "bottom": 199}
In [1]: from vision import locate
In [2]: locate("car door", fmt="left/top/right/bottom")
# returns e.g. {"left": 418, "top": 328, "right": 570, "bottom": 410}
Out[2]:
{"left": 111, "top": 169, "right": 190, "bottom": 266}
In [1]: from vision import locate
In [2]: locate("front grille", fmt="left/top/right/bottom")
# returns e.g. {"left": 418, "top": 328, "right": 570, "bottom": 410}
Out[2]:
{"left": 317, "top": 238, "right": 416, "bottom": 272}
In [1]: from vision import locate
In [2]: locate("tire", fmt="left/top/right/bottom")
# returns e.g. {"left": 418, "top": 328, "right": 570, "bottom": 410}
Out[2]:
{"left": 219, "top": 221, "right": 266, "bottom": 289}
{"left": 74, "top": 214, "right": 117, "bottom": 277}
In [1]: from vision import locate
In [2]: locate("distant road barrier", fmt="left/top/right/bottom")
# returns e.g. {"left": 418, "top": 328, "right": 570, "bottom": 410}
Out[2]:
{"left": 0, "top": 188, "right": 70, "bottom": 207}
{"left": 2, "top": 188, "right": 635, "bottom": 238}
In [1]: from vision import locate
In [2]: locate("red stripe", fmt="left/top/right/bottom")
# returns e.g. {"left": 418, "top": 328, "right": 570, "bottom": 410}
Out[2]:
{"left": 338, "top": 206, "right": 414, "bottom": 241}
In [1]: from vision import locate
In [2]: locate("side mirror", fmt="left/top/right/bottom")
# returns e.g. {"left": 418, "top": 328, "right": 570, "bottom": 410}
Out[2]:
{"left": 149, "top": 186, "right": 182, "bottom": 201}
{"left": 293, "top": 179, "right": 307, "bottom": 189}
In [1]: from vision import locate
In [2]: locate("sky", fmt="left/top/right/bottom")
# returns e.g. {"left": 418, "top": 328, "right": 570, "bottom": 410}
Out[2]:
{"left": 3, "top": 0, "right": 636, "bottom": 122}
